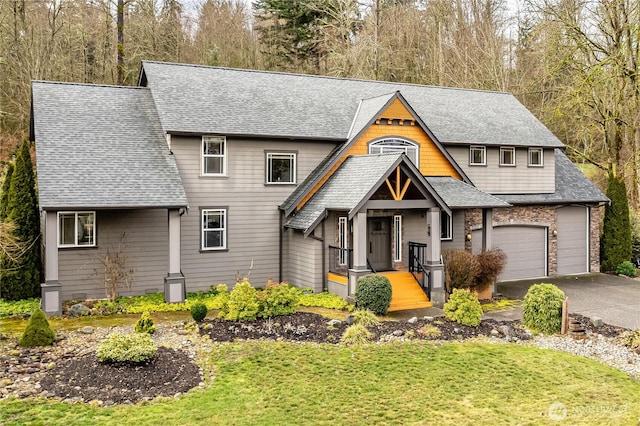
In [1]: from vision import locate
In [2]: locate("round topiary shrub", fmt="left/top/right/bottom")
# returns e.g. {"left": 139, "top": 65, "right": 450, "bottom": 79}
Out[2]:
{"left": 443, "top": 289, "right": 483, "bottom": 327}
{"left": 190, "top": 301, "right": 208, "bottom": 322}
{"left": 134, "top": 310, "right": 156, "bottom": 334}
{"left": 355, "top": 274, "right": 392, "bottom": 316}
{"left": 522, "top": 283, "right": 565, "bottom": 334}
{"left": 19, "top": 308, "right": 55, "bottom": 347}
{"left": 96, "top": 332, "right": 157, "bottom": 364}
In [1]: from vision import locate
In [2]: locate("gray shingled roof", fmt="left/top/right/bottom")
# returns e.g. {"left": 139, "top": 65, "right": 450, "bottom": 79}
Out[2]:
{"left": 497, "top": 150, "right": 608, "bottom": 205}
{"left": 141, "top": 61, "right": 564, "bottom": 148}
{"left": 286, "top": 153, "right": 448, "bottom": 234}
{"left": 425, "top": 177, "right": 511, "bottom": 208}
{"left": 347, "top": 93, "right": 396, "bottom": 139}
{"left": 32, "top": 81, "right": 188, "bottom": 209}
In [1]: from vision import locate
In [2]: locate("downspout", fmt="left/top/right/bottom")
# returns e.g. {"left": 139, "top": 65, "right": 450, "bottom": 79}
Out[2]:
{"left": 279, "top": 210, "right": 283, "bottom": 283}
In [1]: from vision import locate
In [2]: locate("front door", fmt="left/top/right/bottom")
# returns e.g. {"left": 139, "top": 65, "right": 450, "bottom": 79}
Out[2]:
{"left": 368, "top": 217, "right": 391, "bottom": 271}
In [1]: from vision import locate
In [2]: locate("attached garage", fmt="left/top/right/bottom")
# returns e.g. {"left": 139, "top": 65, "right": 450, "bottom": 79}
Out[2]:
{"left": 473, "top": 225, "right": 547, "bottom": 281}
{"left": 556, "top": 206, "right": 589, "bottom": 274}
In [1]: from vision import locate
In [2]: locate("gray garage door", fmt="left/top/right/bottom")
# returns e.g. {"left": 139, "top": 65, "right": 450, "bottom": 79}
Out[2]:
{"left": 473, "top": 225, "right": 547, "bottom": 281}
{"left": 557, "top": 206, "right": 589, "bottom": 274}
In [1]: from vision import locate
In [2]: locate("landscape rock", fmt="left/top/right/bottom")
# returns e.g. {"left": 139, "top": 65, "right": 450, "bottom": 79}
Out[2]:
{"left": 69, "top": 304, "right": 90, "bottom": 317}
{"left": 497, "top": 325, "right": 514, "bottom": 338}
{"left": 590, "top": 317, "right": 604, "bottom": 328}
{"left": 424, "top": 316, "right": 435, "bottom": 322}
{"left": 327, "top": 319, "right": 342, "bottom": 327}
{"left": 407, "top": 317, "right": 418, "bottom": 324}
{"left": 490, "top": 329, "right": 500, "bottom": 336}
{"left": 79, "top": 326, "right": 94, "bottom": 335}
{"left": 345, "top": 315, "right": 354, "bottom": 326}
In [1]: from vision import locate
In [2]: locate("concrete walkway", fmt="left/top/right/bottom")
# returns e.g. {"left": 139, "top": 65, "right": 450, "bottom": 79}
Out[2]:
{"left": 495, "top": 273, "right": 640, "bottom": 330}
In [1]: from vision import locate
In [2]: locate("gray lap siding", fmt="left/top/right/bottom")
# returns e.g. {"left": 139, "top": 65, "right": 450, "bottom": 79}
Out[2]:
{"left": 171, "top": 135, "right": 337, "bottom": 291}
{"left": 57, "top": 209, "right": 169, "bottom": 300}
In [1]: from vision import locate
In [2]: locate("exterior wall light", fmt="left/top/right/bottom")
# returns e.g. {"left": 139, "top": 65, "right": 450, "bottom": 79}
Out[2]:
{"left": 466, "top": 233, "right": 472, "bottom": 241}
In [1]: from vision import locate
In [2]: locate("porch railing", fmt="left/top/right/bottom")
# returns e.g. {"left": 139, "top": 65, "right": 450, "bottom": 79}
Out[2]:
{"left": 328, "top": 245, "right": 352, "bottom": 276}
{"left": 409, "top": 241, "right": 430, "bottom": 300}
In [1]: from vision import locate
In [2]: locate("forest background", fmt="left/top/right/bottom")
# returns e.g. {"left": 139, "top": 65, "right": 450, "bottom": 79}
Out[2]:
{"left": 1, "top": 0, "right": 640, "bottom": 207}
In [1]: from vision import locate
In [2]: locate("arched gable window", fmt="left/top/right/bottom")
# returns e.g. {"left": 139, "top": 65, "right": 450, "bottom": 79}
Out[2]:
{"left": 369, "top": 138, "right": 419, "bottom": 166}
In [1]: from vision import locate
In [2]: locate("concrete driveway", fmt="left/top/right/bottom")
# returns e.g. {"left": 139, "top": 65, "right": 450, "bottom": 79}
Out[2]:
{"left": 496, "top": 273, "right": 640, "bottom": 330}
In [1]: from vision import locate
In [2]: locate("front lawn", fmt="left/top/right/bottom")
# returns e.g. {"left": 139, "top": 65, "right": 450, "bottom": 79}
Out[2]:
{"left": 1, "top": 341, "right": 639, "bottom": 425}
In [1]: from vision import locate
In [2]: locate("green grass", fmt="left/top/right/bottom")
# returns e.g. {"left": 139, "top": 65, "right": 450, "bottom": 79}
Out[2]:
{"left": 1, "top": 341, "right": 639, "bottom": 425}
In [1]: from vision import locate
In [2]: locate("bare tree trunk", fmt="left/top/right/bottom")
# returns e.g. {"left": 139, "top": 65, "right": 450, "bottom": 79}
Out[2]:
{"left": 117, "top": 0, "right": 124, "bottom": 85}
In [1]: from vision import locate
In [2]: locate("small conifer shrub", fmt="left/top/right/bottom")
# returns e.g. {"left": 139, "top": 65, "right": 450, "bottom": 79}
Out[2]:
{"left": 443, "top": 289, "right": 483, "bottom": 327}
{"left": 19, "top": 308, "right": 55, "bottom": 347}
{"left": 522, "top": 283, "right": 565, "bottom": 334}
{"left": 355, "top": 274, "right": 392, "bottom": 315}
{"left": 134, "top": 310, "right": 156, "bottom": 334}
{"left": 96, "top": 332, "right": 157, "bottom": 364}
{"left": 190, "top": 302, "right": 208, "bottom": 322}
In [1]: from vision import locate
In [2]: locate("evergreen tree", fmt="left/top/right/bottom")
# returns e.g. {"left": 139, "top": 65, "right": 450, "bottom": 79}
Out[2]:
{"left": 0, "top": 162, "right": 14, "bottom": 220}
{"left": 601, "top": 173, "right": 632, "bottom": 272}
{"left": 1, "top": 141, "right": 41, "bottom": 300}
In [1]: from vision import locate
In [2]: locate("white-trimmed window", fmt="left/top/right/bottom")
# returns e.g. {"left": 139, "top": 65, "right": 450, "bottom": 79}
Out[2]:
{"left": 369, "top": 138, "right": 419, "bottom": 166}
{"left": 338, "top": 217, "right": 348, "bottom": 265}
{"left": 470, "top": 146, "right": 486, "bottom": 165}
{"left": 528, "top": 147, "right": 543, "bottom": 166}
{"left": 202, "top": 208, "right": 227, "bottom": 250}
{"left": 202, "top": 136, "right": 226, "bottom": 176}
{"left": 440, "top": 211, "right": 452, "bottom": 240}
{"left": 58, "top": 211, "right": 95, "bottom": 247}
{"left": 499, "top": 147, "right": 515, "bottom": 166}
{"left": 266, "top": 152, "right": 296, "bottom": 184}
{"left": 394, "top": 215, "right": 402, "bottom": 262}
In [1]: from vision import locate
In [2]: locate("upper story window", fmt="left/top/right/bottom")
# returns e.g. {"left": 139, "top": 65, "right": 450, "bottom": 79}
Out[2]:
{"left": 469, "top": 146, "right": 486, "bottom": 165}
{"left": 266, "top": 152, "right": 296, "bottom": 184}
{"left": 528, "top": 147, "right": 543, "bottom": 167}
{"left": 500, "top": 147, "right": 515, "bottom": 166}
{"left": 202, "top": 136, "right": 226, "bottom": 176}
{"left": 369, "top": 138, "right": 419, "bottom": 166}
{"left": 58, "top": 211, "right": 95, "bottom": 248}
{"left": 440, "top": 211, "right": 452, "bottom": 240}
{"left": 202, "top": 208, "right": 227, "bottom": 250}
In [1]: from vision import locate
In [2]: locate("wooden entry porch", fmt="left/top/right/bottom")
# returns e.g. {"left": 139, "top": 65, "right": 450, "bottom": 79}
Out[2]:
{"left": 379, "top": 270, "right": 433, "bottom": 312}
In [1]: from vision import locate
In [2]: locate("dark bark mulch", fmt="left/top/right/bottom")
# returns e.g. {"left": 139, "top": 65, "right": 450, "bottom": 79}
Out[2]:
{"left": 199, "top": 311, "right": 532, "bottom": 344}
{"left": 39, "top": 347, "right": 201, "bottom": 405}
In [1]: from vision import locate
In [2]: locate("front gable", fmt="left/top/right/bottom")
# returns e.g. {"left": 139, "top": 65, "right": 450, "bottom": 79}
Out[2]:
{"left": 294, "top": 92, "right": 465, "bottom": 213}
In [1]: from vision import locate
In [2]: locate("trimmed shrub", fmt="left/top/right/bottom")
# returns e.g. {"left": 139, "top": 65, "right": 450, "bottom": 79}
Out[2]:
{"left": 190, "top": 302, "right": 208, "bottom": 322}
{"left": 96, "top": 332, "right": 157, "bottom": 364}
{"left": 443, "top": 289, "right": 482, "bottom": 327}
{"left": 522, "top": 283, "right": 565, "bottom": 334}
{"left": 340, "top": 324, "right": 372, "bottom": 345}
{"left": 298, "top": 292, "right": 353, "bottom": 311}
{"left": 442, "top": 249, "right": 481, "bottom": 292}
{"left": 258, "top": 280, "right": 300, "bottom": 318}
{"left": 355, "top": 274, "right": 392, "bottom": 316}
{"left": 19, "top": 308, "right": 55, "bottom": 347}
{"left": 475, "top": 248, "right": 506, "bottom": 290}
{"left": 221, "top": 279, "right": 260, "bottom": 321}
{"left": 351, "top": 309, "right": 380, "bottom": 326}
{"left": 134, "top": 310, "right": 156, "bottom": 334}
{"left": 616, "top": 261, "right": 637, "bottom": 277}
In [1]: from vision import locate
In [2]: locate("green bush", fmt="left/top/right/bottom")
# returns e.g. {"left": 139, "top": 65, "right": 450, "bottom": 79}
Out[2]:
{"left": 0, "top": 298, "right": 40, "bottom": 318}
{"left": 601, "top": 173, "right": 632, "bottom": 272}
{"left": 350, "top": 309, "right": 380, "bottom": 326}
{"left": 340, "top": 324, "right": 372, "bottom": 345}
{"left": 417, "top": 324, "right": 441, "bottom": 339}
{"left": 19, "top": 308, "right": 55, "bottom": 347}
{"left": 134, "top": 310, "right": 156, "bottom": 334}
{"left": 522, "top": 283, "right": 565, "bottom": 334}
{"left": 616, "top": 261, "right": 637, "bottom": 277}
{"left": 443, "top": 289, "right": 482, "bottom": 327}
{"left": 258, "top": 280, "right": 300, "bottom": 318}
{"left": 96, "top": 332, "right": 157, "bottom": 364}
{"left": 190, "top": 302, "right": 208, "bottom": 322}
{"left": 355, "top": 274, "right": 392, "bottom": 316}
{"left": 298, "top": 292, "right": 353, "bottom": 311}
{"left": 442, "top": 249, "right": 481, "bottom": 292}
{"left": 221, "top": 280, "right": 260, "bottom": 321}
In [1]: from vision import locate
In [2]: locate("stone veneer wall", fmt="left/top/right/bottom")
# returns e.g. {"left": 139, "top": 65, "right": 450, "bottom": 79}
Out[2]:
{"left": 465, "top": 204, "right": 602, "bottom": 276}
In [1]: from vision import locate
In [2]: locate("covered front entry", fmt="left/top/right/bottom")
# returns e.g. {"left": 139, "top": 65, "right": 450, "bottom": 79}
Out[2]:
{"left": 367, "top": 217, "right": 392, "bottom": 271}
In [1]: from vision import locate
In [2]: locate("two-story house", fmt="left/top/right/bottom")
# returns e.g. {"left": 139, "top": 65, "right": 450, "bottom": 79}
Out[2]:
{"left": 31, "top": 61, "right": 608, "bottom": 315}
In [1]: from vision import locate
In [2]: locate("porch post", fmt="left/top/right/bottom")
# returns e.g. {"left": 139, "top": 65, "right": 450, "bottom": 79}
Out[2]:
{"left": 348, "top": 211, "right": 370, "bottom": 298}
{"left": 426, "top": 207, "right": 446, "bottom": 307}
{"left": 41, "top": 210, "right": 62, "bottom": 316}
{"left": 481, "top": 208, "right": 497, "bottom": 296}
{"left": 164, "top": 208, "right": 185, "bottom": 303}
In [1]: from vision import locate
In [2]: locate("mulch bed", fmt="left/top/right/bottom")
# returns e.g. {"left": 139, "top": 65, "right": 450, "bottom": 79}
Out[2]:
{"left": 39, "top": 347, "right": 201, "bottom": 405}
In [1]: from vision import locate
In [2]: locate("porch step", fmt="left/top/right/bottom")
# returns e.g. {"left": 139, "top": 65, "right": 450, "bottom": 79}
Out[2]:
{"left": 379, "top": 271, "right": 432, "bottom": 312}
